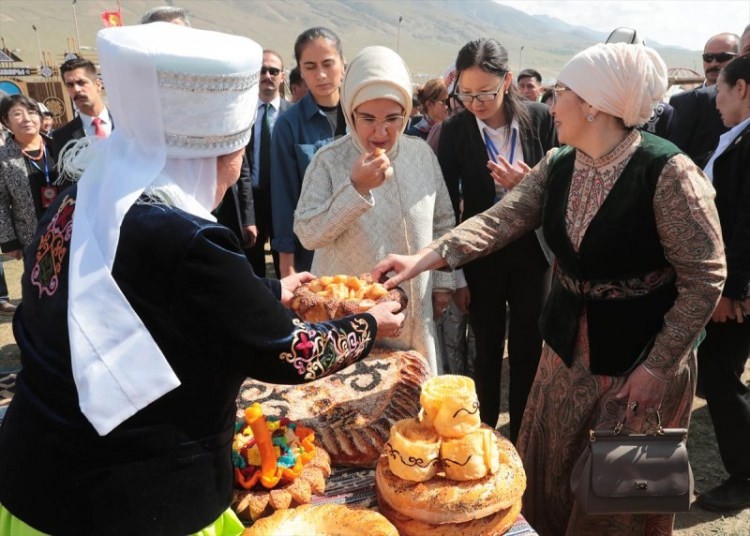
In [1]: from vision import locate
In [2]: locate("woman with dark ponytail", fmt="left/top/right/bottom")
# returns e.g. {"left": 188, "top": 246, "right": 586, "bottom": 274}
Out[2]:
{"left": 436, "top": 38, "right": 556, "bottom": 441}
{"left": 695, "top": 53, "right": 750, "bottom": 512}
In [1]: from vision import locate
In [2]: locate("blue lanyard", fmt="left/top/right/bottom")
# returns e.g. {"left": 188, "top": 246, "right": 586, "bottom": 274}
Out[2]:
{"left": 483, "top": 128, "right": 517, "bottom": 165}
{"left": 27, "top": 146, "right": 51, "bottom": 185}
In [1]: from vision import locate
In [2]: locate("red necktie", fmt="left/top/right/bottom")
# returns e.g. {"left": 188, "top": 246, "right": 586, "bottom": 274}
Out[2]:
{"left": 92, "top": 117, "right": 106, "bottom": 138}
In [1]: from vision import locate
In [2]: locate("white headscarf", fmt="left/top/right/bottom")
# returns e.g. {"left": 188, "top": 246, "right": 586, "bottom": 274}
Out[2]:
{"left": 340, "top": 46, "right": 413, "bottom": 155}
{"left": 68, "top": 22, "right": 261, "bottom": 435}
{"left": 557, "top": 42, "right": 668, "bottom": 127}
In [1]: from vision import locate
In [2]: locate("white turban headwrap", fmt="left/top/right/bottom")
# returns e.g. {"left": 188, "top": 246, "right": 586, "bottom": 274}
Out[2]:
{"left": 68, "top": 22, "right": 261, "bottom": 435}
{"left": 557, "top": 42, "right": 668, "bottom": 127}
{"left": 340, "top": 45, "right": 413, "bottom": 155}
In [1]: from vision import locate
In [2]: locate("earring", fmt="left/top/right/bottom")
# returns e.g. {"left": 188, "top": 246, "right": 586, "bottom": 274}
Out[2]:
{"left": 586, "top": 114, "right": 594, "bottom": 122}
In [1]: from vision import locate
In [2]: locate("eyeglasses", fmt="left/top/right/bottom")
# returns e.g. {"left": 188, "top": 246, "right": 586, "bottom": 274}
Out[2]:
{"left": 9, "top": 109, "right": 40, "bottom": 121}
{"left": 261, "top": 66, "right": 281, "bottom": 76}
{"left": 552, "top": 85, "right": 571, "bottom": 104}
{"left": 354, "top": 113, "right": 405, "bottom": 130}
{"left": 702, "top": 52, "right": 737, "bottom": 63}
{"left": 456, "top": 82, "right": 504, "bottom": 104}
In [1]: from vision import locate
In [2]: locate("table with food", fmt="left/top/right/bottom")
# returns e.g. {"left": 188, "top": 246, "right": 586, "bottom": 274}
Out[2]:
{"left": 229, "top": 275, "right": 537, "bottom": 535}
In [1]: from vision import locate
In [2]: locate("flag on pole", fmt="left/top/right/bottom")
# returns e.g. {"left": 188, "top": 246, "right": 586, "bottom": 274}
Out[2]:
{"left": 101, "top": 10, "right": 122, "bottom": 27}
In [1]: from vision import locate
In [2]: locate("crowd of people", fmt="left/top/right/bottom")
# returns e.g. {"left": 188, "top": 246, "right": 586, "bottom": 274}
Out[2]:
{"left": 0, "top": 4, "right": 748, "bottom": 535}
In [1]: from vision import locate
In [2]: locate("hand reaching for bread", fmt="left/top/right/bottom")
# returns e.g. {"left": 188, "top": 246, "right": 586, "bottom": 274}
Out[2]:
{"left": 351, "top": 147, "right": 393, "bottom": 196}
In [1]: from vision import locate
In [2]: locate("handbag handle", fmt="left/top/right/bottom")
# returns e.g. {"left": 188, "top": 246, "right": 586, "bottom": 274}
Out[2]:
{"left": 590, "top": 410, "right": 668, "bottom": 441}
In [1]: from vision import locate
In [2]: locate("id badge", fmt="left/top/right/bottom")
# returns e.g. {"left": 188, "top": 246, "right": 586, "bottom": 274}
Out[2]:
{"left": 40, "top": 185, "right": 58, "bottom": 208}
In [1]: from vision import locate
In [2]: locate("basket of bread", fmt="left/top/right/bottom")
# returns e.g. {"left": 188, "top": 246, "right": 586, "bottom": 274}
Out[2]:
{"left": 289, "top": 273, "right": 407, "bottom": 323}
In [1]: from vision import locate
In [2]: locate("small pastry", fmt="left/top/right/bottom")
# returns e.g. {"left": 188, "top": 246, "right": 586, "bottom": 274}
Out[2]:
{"left": 419, "top": 375, "right": 481, "bottom": 438}
{"left": 385, "top": 418, "right": 441, "bottom": 482}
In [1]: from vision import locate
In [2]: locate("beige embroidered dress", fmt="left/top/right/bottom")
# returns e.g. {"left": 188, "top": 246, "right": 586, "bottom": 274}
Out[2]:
{"left": 430, "top": 130, "right": 726, "bottom": 535}
{"left": 294, "top": 134, "right": 456, "bottom": 376}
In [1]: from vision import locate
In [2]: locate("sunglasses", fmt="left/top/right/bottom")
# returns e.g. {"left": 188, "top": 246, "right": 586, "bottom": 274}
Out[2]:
{"left": 702, "top": 52, "right": 737, "bottom": 63}
{"left": 261, "top": 66, "right": 281, "bottom": 76}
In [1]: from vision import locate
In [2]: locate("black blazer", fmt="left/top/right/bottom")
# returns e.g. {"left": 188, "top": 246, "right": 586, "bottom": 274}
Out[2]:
{"left": 710, "top": 121, "right": 750, "bottom": 299}
{"left": 668, "top": 86, "right": 727, "bottom": 168}
{"left": 246, "top": 98, "right": 292, "bottom": 192}
{"left": 50, "top": 116, "right": 85, "bottom": 157}
{"left": 50, "top": 112, "right": 116, "bottom": 157}
{"left": 214, "top": 153, "right": 255, "bottom": 241}
{"left": 437, "top": 102, "right": 557, "bottom": 222}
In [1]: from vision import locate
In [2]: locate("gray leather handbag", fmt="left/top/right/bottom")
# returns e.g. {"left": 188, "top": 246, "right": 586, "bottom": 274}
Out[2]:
{"left": 570, "top": 419, "right": 694, "bottom": 514}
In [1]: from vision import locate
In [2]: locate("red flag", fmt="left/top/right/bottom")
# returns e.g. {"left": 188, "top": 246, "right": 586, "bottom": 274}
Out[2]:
{"left": 101, "top": 10, "right": 122, "bottom": 27}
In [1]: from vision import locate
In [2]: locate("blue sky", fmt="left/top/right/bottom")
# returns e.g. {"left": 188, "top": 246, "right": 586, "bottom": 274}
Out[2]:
{"left": 496, "top": 0, "right": 749, "bottom": 50}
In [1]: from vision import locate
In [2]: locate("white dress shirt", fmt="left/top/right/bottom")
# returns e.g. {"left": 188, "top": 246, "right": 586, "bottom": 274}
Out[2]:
{"left": 77, "top": 108, "right": 113, "bottom": 138}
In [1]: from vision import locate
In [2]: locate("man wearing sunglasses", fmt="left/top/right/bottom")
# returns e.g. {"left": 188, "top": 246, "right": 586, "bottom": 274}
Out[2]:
{"left": 702, "top": 33, "right": 741, "bottom": 87}
{"left": 668, "top": 32, "right": 740, "bottom": 167}
{"left": 244, "top": 50, "right": 291, "bottom": 277}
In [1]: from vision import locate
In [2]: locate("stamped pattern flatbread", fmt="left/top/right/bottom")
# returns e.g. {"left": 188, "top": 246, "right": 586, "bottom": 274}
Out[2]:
{"left": 237, "top": 348, "right": 430, "bottom": 467}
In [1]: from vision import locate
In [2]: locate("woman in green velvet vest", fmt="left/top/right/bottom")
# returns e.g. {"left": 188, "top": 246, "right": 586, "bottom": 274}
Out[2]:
{"left": 373, "top": 43, "right": 726, "bottom": 535}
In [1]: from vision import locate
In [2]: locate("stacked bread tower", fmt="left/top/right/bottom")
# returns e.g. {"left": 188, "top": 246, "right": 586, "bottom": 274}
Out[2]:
{"left": 375, "top": 375, "right": 526, "bottom": 536}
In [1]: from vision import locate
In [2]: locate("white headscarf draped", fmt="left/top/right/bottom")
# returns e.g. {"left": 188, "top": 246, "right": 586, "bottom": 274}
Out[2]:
{"left": 68, "top": 22, "right": 261, "bottom": 435}
{"left": 340, "top": 46, "right": 413, "bottom": 155}
{"left": 557, "top": 42, "right": 668, "bottom": 127}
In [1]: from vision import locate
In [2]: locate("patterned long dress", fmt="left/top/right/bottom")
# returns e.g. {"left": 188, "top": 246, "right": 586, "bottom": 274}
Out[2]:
{"left": 430, "top": 130, "right": 726, "bottom": 535}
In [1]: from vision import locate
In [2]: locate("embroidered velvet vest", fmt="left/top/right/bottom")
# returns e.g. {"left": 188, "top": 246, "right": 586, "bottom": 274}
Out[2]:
{"left": 540, "top": 132, "right": 681, "bottom": 375}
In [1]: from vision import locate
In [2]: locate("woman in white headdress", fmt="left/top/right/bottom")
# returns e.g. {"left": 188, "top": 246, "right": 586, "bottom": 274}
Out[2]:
{"left": 373, "top": 43, "right": 726, "bottom": 534}
{"left": 294, "top": 45, "right": 457, "bottom": 376}
{"left": 0, "top": 23, "right": 403, "bottom": 535}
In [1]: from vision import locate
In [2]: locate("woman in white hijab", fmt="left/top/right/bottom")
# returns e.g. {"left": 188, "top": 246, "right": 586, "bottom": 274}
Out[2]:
{"left": 294, "top": 46, "right": 457, "bottom": 376}
{"left": 374, "top": 43, "right": 726, "bottom": 535}
{"left": 0, "top": 24, "right": 403, "bottom": 536}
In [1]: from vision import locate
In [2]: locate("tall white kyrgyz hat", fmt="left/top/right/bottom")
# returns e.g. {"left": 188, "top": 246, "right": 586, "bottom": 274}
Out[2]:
{"left": 68, "top": 22, "right": 262, "bottom": 435}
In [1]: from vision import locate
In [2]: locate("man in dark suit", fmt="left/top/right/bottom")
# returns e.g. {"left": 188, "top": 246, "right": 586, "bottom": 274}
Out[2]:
{"left": 52, "top": 58, "right": 112, "bottom": 156}
{"left": 244, "top": 50, "right": 291, "bottom": 277}
{"left": 668, "top": 32, "right": 739, "bottom": 167}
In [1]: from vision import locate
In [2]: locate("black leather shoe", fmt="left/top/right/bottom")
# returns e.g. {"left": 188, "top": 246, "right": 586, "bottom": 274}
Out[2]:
{"left": 698, "top": 477, "right": 750, "bottom": 512}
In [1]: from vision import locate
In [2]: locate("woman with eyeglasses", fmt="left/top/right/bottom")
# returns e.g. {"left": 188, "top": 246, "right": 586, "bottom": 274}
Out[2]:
{"left": 434, "top": 38, "right": 557, "bottom": 442}
{"left": 0, "top": 94, "right": 60, "bottom": 261}
{"left": 374, "top": 43, "right": 725, "bottom": 534}
{"left": 294, "top": 46, "right": 456, "bottom": 376}
{"left": 271, "top": 27, "right": 347, "bottom": 278}
{"left": 405, "top": 78, "right": 450, "bottom": 140}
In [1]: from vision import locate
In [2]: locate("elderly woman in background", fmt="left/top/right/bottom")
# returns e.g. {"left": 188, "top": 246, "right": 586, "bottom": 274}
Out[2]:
{"left": 374, "top": 42, "right": 726, "bottom": 535}
{"left": 405, "top": 77, "right": 450, "bottom": 139}
{"left": 0, "top": 95, "right": 59, "bottom": 259}
{"left": 294, "top": 46, "right": 456, "bottom": 376}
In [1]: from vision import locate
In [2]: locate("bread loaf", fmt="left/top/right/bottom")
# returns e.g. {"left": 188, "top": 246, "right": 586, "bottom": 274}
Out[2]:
{"left": 237, "top": 347, "right": 430, "bottom": 467}
{"left": 243, "top": 503, "right": 398, "bottom": 536}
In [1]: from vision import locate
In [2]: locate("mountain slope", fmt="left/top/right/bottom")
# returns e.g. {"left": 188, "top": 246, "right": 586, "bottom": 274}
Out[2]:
{"left": 0, "top": 0, "right": 700, "bottom": 81}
